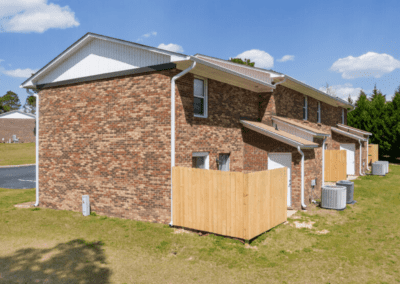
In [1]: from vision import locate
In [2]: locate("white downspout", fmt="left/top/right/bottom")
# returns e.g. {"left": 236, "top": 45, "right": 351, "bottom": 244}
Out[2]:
{"left": 359, "top": 139, "right": 362, "bottom": 175}
{"left": 322, "top": 137, "right": 328, "bottom": 187}
{"left": 27, "top": 88, "right": 39, "bottom": 207}
{"left": 170, "top": 60, "right": 197, "bottom": 226}
{"left": 366, "top": 138, "right": 369, "bottom": 170}
{"left": 297, "top": 146, "right": 306, "bottom": 209}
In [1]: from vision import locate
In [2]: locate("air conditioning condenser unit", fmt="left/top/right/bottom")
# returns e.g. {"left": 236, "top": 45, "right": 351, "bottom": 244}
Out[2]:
{"left": 321, "top": 185, "right": 346, "bottom": 210}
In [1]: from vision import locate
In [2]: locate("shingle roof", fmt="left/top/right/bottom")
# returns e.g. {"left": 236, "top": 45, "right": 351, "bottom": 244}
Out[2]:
{"left": 272, "top": 116, "right": 330, "bottom": 136}
{"left": 241, "top": 120, "right": 319, "bottom": 149}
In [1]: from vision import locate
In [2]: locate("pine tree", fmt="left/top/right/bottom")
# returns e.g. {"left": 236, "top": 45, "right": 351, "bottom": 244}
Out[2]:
{"left": 0, "top": 91, "right": 21, "bottom": 113}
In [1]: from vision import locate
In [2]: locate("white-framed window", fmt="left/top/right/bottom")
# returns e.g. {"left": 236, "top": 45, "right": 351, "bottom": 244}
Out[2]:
{"left": 218, "top": 154, "right": 230, "bottom": 171}
{"left": 192, "top": 152, "right": 209, "bottom": 169}
{"left": 194, "top": 78, "right": 208, "bottom": 118}
{"left": 341, "top": 108, "right": 345, "bottom": 124}
{"left": 303, "top": 96, "right": 308, "bottom": 120}
{"left": 317, "top": 102, "right": 321, "bottom": 123}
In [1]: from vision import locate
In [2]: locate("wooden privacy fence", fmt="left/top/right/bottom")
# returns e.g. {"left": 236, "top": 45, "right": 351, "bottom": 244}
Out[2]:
{"left": 325, "top": 150, "right": 347, "bottom": 181}
{"left": 172, "top": 167, "right": 287, "bottom": 240}
{"left": 368, "top": 144, "right": 378, "bottom": 166}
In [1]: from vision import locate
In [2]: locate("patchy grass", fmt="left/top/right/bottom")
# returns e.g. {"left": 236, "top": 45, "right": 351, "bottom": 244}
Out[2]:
{"left": 0, "top": 143, "right": 35, "bottom": 166}
{"left": 0, "top": 166, "right": 400, "bottom": 283}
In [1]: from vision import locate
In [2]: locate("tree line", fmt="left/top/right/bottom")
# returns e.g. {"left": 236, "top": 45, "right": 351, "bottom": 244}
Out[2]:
{"left": 348, "top": 85, "right": 400, "bottom": 160}
{"left": 0, "top": 91, "right": 36, "bottom": 114}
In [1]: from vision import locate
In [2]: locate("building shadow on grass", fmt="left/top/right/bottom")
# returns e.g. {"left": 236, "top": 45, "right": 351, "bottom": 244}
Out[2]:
{"left": 0, "top": 239, "right": 111, "bottom": 283}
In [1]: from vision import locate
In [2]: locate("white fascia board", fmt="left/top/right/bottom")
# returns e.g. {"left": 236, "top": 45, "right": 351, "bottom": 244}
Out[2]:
{"left": 190, "top": 56, "right": 275, "bottom": 89}
{"left": 331, "top": 127, "right": 368, "bottom": 141}
{"left": 283, "top": 75, "right": 355, "bottom": 110}
{"left": 337, "top": 124, "right": 372, "bottom": 136}
{"left": 241, "top": 120, "right": 318, "bottom": 149}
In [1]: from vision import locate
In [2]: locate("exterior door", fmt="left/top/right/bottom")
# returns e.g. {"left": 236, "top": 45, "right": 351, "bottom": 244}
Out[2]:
{"left": 268, "top": 153, "right": 292, "bottom": 207}
{"left": 340, "top": 144, "right": 355, "bottom": 175}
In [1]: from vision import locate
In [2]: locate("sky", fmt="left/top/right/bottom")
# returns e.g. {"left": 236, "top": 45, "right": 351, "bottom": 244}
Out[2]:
{"left": 1, "top": 0, "right": 400, "bottom": 109}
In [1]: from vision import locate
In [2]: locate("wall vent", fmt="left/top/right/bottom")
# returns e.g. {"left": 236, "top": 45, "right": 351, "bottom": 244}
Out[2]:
{"left": 321, "top": 185, "right": 346, "bottom": 210}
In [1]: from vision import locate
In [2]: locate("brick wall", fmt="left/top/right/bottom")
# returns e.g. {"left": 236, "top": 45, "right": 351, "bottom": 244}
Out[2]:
{"left": 38, "top": 70, "right": 174, "bottom": 223}
{"left": 0, "top": 118, "right": 35, "bottom": 143}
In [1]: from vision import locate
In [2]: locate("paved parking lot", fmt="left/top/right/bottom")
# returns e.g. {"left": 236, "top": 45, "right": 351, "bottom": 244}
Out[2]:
{"left": 0, "top": 166, "right": 35, "bottom": 189}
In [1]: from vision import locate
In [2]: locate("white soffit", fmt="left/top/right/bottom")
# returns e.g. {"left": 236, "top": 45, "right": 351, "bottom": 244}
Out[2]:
{"left": 0, "top": 110, "right": 35, "bottom": 119}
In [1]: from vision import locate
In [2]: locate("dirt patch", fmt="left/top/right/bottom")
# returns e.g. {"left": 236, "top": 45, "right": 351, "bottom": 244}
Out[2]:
{"left": 173, "top": 229, "right": 194, "bottom": 235}
{"left": 14, "top": 202, "right": 36, "bottom": 208}
{"left": 291, "top": 221, "right": 315, "bottom": 229}
{"left": 316, "top": 229, "right": 330, "bottom": 234}
{"left": 245, "top": 244, "right": 258, "bottom": 250}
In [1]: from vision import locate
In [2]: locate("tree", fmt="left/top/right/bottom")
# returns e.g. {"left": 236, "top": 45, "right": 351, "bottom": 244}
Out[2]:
{"left": 324, "top": 83, "right": 337, "bottom": 97}
{"left": 23, "top": 94, "right": 36, "bottom": 114}
{"left": 347, "top": 95, "right": 354, "bottom": 105}
{"left": 229, "top": 57, "right": 255, "bottom": 67}
{"left": 0, "top": 91, "right": 21, "bottom": 113}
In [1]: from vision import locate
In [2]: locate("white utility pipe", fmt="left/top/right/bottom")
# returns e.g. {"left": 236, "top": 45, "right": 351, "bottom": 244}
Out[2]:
{"left": 170, "top": 60, "right": 197, "bottom": 226}
{"left": 366, "top": 139, "right": 369, "bottom": 170}
{"left": 297, "top": 146, "right": 306, "bottom": 209}
{"left": 322, "top": 137, "right": 328, "bottom": 186}
{"left": 27, "top": 89, "right": 39, "bottom": 206}
{"left": 359, "top": 139, "right": 363, "bottom": 176}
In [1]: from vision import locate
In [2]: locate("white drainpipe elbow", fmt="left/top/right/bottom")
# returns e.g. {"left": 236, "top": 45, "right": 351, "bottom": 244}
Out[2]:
{"left": 170, "top": 60, "right": 197, "bottom": 226}
{"left": 359, "top": 139, "right": 363, "bottom": 176}
{"left": 26, "top": 88, "right": 39, "bottom": 207}
{"left": 322, "top": 137, "right": 327, "bottom": 187}
{"left": 273, "top": 76, "right": 286, "bottom": 86}
{"left": 297, "top": 146, "right": 306, "bottom": 209}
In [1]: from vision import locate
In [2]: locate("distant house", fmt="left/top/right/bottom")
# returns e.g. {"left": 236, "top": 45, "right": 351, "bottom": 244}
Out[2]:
{"left": 0, "top": 110, "right": 36, "bottom": 143}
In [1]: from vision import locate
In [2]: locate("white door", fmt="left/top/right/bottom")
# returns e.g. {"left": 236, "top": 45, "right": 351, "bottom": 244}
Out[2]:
{"left": 268, "top": 153, "right": 292, "bottom": 207}
{"left": 340, "top": 144, "right": 355, "bottom": 175}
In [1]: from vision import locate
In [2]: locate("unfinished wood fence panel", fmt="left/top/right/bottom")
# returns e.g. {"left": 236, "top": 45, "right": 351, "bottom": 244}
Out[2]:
{"left": 172, "top": 167, "right": 287, "bottom": 240}
{"left": 368, "top": 144, "right": 378, "bottom": 165}
{"left": 325, "top": 150, "right": 346, "bottom": 181}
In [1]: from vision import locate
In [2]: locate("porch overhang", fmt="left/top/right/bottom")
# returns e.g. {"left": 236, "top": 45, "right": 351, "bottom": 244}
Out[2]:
{"left": 174, "top": 58, "right": 275, "bottom": 93}
{"left": 336, "top": 124, "right": 372, "bottom": 137}
{"left": 331, "top": 127, "right": 368, "bottom": 141}
{"left": 241, "top": 120, "right": 319, "bottom": 149}
{"left": 272, "top": 116, "right": 330, "bottom": 138}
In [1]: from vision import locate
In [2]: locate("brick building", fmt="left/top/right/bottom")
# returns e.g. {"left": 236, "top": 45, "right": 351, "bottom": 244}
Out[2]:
{"left": 0, "top": 110, "right": 36, "bottom": 143}
{"left": 20, "top": 33, "right": 371, "bottom": 223}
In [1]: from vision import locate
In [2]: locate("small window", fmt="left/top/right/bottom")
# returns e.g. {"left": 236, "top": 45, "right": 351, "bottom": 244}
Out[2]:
{"left": 317, "top": 102, "right": 321, "bottom": 123}
{"left": 303, "top": 96, "right": 308, "bottom": 120}
{"left": 218, "top": 154, "right": 230, "bottom": 171}
{"left": 194, "top": 78, "right": 208, "bottom": 118}
{"left": 192, "top": 152, "right": 209, "bottom": 169}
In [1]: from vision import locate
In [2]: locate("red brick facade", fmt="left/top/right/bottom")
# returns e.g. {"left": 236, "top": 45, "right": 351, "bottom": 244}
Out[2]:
{"left": 0, "top": 118, "right": 36, "bottom": 143}
{"left": 37, "top": 67, "right": 365, "bottom": 222}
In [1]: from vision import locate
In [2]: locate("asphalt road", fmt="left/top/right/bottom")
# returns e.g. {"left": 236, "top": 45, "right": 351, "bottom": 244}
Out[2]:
{"left": 0, "top": 166, "right": 36, "bottom": 189}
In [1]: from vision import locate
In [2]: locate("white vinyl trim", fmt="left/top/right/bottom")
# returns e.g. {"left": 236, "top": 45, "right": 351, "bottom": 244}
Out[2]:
{"left": 192, "top": 152, "right": 209, "bottom": 169}
{"left": 336, "top": 124, "right": 372, "bottom": 136}
{"left": 331, "top": 127, "right": 368, "bottom": 141}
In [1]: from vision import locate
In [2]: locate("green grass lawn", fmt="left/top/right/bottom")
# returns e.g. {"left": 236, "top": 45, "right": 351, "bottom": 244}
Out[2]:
{"left": 0, "top": 143, "right": 35, "bottom": 166}
{"left": 1, "top": 167, "right": 400, "bottom": 283}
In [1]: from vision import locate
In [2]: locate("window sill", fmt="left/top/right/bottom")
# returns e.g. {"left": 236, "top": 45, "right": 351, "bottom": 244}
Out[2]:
{"left": 194, "top": 114, "right": 208, "bottom": 119}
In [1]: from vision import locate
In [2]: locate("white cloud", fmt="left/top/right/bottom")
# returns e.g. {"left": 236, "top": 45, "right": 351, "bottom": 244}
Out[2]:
{"left": 277, "top": 55, "right": 294, "bottom": 62}
{"left": 0, "top": 0, "right": 79, "bottom": 33}
{"left": 3, "top": 68, "right": 38, "bottom": 78}
{"left": 330, "top": 52, "right": 400, "bottom": 79}
{"left": 235, "top": 49, "right": 274, "bottom": 69}
{"left": 319, "top": 83, "right": 367, "bottom": 102}
{"left": 137, "top": 31, "right": 157, "bottom": 42}
{"left": 157, "top": 43, "right": 184, "bottom": 53}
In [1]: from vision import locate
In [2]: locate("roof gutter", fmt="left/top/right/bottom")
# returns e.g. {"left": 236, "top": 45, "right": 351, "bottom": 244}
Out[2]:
{"left": 26, "top": 88, "right": 39, "bottom": 207}
{"left": 170, "top": 59, "right": 197, "bottom": 227}
{"left": 189, "top": 56, "right": 276, "bottom": 90}
{"left": 283, "top": 75, "right": 355, "bottom": 110}
{"left": 331, "top": 127, "right": 368, "bottom": 142}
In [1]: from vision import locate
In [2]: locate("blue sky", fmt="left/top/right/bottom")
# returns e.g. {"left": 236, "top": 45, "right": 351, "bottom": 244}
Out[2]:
{"left": 1, "top": 0, "right": 400, "bottom": 108}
